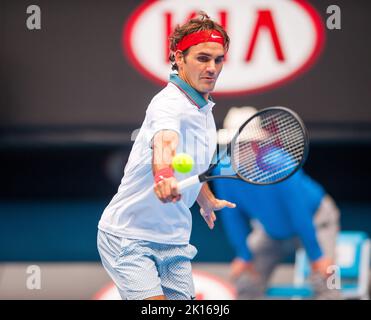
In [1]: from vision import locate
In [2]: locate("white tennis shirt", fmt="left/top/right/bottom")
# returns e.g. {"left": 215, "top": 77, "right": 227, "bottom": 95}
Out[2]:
{"left": 98, "top": 74, "right": 217, "bottom": 244}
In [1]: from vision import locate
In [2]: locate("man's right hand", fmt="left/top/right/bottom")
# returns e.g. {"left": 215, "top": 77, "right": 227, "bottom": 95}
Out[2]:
{"left": 154, "top": 176, "right": 181, "bottom": 203}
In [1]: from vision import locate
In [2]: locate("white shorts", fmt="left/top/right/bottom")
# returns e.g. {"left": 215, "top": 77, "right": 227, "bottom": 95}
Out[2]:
{"left": 97, "top": 229, "right": 198, "bottom": 300}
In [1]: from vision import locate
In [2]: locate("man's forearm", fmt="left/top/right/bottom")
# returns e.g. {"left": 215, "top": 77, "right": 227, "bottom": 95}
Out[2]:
{"left": 152, "top": 130, "right": 181, "bottom": 203}
{"left": 197, "top": 183, "right": 216, "bottom": 208}
{"left": 152, "top": 130, "right": 179, "bottom": 173}
{"left": 196, "top": 181, "right": 236, "bottom": 229}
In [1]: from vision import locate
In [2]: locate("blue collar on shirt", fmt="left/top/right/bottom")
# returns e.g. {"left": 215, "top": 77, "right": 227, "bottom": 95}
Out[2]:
{"left": 169, "top": 74, "right": 211, "bottom": 109}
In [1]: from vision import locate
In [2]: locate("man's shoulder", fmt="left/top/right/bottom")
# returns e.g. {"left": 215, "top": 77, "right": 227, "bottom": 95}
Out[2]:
{"left": 148, "top": 83, "right": 186, "bottom": 109}
{"left": 153, "top": 82, "right": 183, "bottom": 101}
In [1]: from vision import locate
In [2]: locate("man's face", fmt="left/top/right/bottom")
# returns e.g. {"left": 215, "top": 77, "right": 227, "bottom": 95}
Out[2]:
{"left": 176, "top": 42, "right": 225, "bottom": 99}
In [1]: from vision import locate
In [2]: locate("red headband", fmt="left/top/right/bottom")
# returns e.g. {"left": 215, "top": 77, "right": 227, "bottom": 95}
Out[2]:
{"left": 176, "top": 30, "right": 225, "bottom": 52}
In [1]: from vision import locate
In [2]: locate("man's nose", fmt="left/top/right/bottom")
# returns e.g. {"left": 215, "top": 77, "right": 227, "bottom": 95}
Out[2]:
{"left": 206, "top": 60, "right": 216, "bottom": 73}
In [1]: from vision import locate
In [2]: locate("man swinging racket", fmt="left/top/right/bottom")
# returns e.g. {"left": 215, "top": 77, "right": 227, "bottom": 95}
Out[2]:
{"left": 97, "top": 12, "right": 235, "bottom": 300}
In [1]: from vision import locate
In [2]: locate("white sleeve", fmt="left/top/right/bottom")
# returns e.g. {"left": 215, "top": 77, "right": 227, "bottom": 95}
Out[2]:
{"left": 146, "top": 97, "right": 183, "bottom": 145}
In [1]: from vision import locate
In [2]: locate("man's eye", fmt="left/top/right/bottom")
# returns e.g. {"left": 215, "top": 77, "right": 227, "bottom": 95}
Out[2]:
{"left": 197, "top": 56, "right": 209, "bottom": 62}
{"left": 216, "top": 57, "right": 224, "bottom": 64}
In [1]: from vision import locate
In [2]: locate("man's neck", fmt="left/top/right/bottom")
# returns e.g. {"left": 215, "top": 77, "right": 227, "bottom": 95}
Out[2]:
{"left": 177, "top": 73, "right": 208, "bottom": 101}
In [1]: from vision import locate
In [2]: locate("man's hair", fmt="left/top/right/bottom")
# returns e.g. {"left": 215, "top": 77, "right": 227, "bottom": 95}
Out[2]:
{"left": 169, "top": 12, "right": 230, "bottom": 71}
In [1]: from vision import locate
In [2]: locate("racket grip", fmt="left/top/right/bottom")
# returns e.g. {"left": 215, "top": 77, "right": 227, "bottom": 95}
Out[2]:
{"left": 177, "top": 175, "right": 201, "bottom": 192}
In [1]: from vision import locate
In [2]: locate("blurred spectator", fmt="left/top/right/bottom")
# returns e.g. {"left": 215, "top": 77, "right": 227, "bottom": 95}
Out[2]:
{"left": 213, "top": 106, "right": 342, "bottom": 299}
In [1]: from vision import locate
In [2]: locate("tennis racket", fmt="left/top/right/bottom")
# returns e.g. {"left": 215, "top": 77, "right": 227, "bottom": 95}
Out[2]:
{"left": 178, "top": 106, "right": 309, "bottom": 191}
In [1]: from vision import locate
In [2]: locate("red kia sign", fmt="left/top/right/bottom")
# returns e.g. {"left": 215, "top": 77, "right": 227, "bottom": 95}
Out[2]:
{"left": 123, "top": 0, "right": 325, "bottom": 95}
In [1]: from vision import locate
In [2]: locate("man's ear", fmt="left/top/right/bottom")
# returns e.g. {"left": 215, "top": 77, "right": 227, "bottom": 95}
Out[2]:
{"left": 174, "top": 50, "right": 184, "bottom": 67}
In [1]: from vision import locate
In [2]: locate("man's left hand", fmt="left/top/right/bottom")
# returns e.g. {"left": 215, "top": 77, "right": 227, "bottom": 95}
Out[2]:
{"left": 199, "top": 199, "right": 236, "bottom": 229}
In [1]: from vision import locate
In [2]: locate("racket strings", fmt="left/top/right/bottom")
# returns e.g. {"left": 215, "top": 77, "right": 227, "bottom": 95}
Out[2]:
{"left": 244, "top": 115, "right": 302, "bottom": 151}
{"left": 236, "top": 130, "right": 305, "bottom": 163}
{"left": 232, "top": 110, "right": 306, "bottom": 183}
{"left": 236, "top": 147, "right": 302, "bottom": 182}
{"left": 236, "top": 118, "right": 304, "bottom": 163}
{"left": 237, "top": 144, "right": 304, "bottom": 170}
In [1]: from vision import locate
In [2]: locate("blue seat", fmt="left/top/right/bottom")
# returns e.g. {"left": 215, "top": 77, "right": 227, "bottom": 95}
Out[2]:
{"left": 266, "top": 231, "right": 370, "bottom": 299}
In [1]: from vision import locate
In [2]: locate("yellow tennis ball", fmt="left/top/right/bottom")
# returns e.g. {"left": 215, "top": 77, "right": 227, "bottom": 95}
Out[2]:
{"left": 172, "top": 153, "right": 194, "bottom": 173}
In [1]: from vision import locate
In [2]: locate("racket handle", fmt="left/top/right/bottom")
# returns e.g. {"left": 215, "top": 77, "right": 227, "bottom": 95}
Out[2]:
{"left": 178, "top": 175, "right": 201, "bottom": 192}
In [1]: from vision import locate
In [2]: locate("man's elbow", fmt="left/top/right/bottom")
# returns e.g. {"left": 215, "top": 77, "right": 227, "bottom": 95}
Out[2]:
{"left": 153, "top": 130, "right": 179, "bottom": 148}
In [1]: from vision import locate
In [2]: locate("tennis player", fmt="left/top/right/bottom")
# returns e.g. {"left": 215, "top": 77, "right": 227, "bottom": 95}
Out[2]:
{"left": 213, "top": 106, "right": 342, "bottom": 300}
{"left": 97, "top": 12, "right": 235, "bottom": 300}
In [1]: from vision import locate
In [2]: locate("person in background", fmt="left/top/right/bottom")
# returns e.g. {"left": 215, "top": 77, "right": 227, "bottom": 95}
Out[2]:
{"left": 213, "top": 106, "right": 342, "bottom": 299}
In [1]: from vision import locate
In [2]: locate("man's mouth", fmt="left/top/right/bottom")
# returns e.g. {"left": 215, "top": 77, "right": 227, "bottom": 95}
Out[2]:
{"left": 201, "top": 77, "right": 216, "bottom": 81}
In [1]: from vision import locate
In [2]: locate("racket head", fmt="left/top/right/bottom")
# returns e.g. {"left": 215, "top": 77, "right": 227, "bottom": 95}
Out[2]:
{"left": 230, "top": 106, "right": 309, "bottom": 185}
